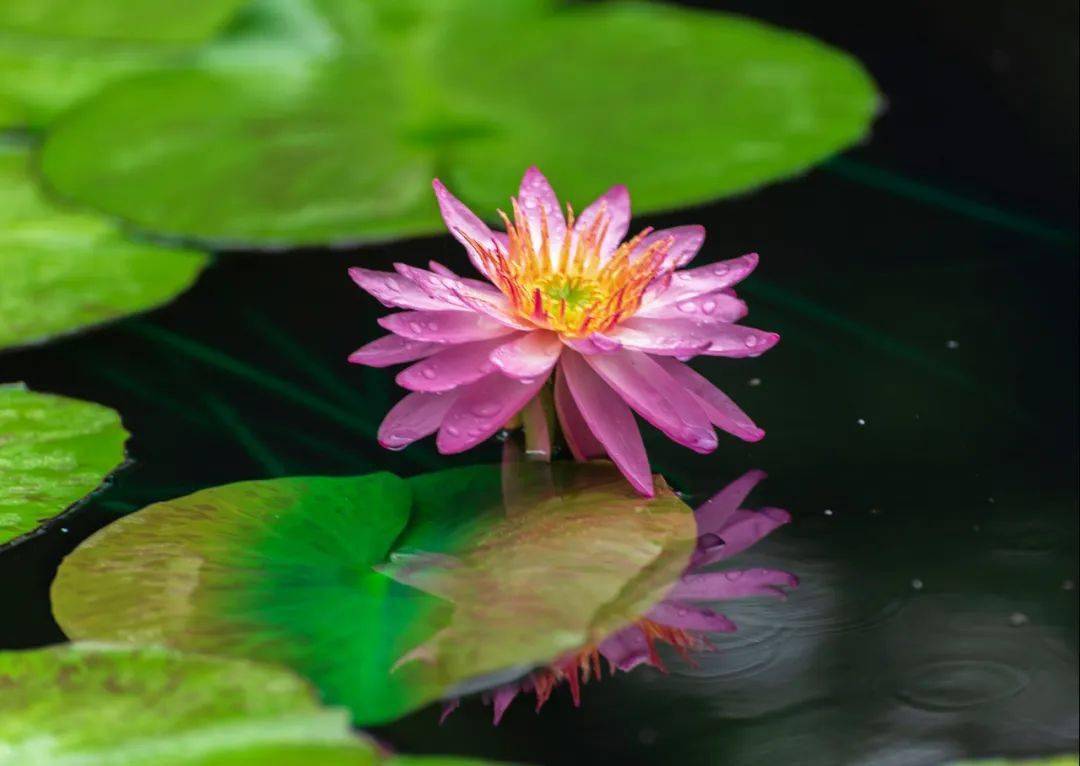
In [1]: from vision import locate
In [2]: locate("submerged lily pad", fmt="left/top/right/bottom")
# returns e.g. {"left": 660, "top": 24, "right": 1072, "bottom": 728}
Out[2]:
{"left": 40, "top": 1, "right": 878, "bottom": 246}
{"left": 52, "top": 463, "right": 695, "bottom": 724}
{"left": 0, "top": 145, "right": 207, "bottom": 350}
{"left": 0, "top": 383, "right": 127, "bottom": 547}
{"left": 0, "top": 643, "right": 382, "bottom": 766}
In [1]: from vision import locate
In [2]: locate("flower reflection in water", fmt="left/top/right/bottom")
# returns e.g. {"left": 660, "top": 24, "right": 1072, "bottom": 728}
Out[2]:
{"left": 386, "top": 465, "right": 798, "bottom": 725}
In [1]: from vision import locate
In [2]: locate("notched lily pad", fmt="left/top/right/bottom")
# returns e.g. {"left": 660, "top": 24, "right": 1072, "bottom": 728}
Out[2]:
{"left": 39, "top": 0, "right": 878, "bottom": 247}
{"left": 52, "top": 462, "right": 696, "bottom": 724}
{"left": 0, "top": 383, "right": 128, "bottom": 547}
{"left": 0, "top": 145, "right": 207, "bottom": 351}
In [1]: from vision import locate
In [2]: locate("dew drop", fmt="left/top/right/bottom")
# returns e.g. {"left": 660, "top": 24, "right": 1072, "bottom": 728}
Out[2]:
{"left": 744, "top": 335, "right": 758, "bottom": 348}
{"left": 677, "top": 301, "right": 697, "bottom": 314}
{"left": 421, "top": 367, "right": 437, "bottom": 379}
{"left": 408, "top": 321, "right": 423, "bottom": 334}
{"left": 473, "top": 403, "right": 499, "bottom": 417}
{"left": 701, "top": 300, "right": 717, "bottom": 314}
{"left": 425, "top": 321, "right": 440, "bottom": 331}
{"left": 713, "top": 264, "right": 729, "bottom": 275}
{"left": 445, "top": 425, "right": 460, "bottom": 436}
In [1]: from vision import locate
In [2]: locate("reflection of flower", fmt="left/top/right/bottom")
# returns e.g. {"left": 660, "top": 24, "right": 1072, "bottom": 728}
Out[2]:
{"left": 442, "top": 470, "right": 797, "bottom": 724}
{"left": 349, "top": 168, "right": 778, "bottom": 496}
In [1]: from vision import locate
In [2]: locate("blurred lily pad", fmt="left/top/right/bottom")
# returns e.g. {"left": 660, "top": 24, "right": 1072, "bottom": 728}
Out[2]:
{"left": 40, "top": 0, "right": 878, "bottom": 247}
{"left": 0, "top": 0, "right": 248, "bottom": 131}
{"left": 0, "top": 144, "right": 207, "bottom": 350}
{"left": 52, "top": 462, "right": 695, "bottom": 724}
{"left": 0, "top": 383, "right": 127, "bottom": 547}
{"left": 0, "top": 643, "right": 379, "bottom": 766}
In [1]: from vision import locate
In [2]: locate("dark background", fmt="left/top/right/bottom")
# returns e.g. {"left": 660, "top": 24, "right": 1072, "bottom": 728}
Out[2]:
{"left": 2, "top": 2, "right": 1077, "bottom": 764}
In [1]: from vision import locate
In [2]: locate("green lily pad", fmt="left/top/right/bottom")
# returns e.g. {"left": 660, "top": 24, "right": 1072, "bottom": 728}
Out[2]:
{"left": 0, "top": 144, "right": 207, "bottom": 351}
{"left": 0, "top": 0, "right": 247, "bottom": 44}
{"left": 39, "top": 0, "right": 878, "bottom": 247}
{"left": 0, "top": 383, "right": 128, "bottom": 547}
{"left": 0, "top": 643, "right": 376, "bottom": 766}
{"left": 52, "top": 462, "right": 695, "bottom": 724}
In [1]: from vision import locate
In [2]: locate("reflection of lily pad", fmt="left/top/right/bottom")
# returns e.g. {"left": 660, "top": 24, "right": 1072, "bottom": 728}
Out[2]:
{"left": 40, "top": 1, "right": 877, "bottom": 246}
{"left": 0, "top": 383, "right": 128, "bottom": 547}
{"left": 0, "top": 643, "right": 374, "bottom": 766}
{"left": 0, "top": 145, "right": 207, "bottom": 351}
{"left": 52, "top": 463, "right": 695, "bottom": 724}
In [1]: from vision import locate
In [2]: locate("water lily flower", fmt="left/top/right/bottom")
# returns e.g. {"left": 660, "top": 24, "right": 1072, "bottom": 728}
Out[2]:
{"left": 349, "top": 168, "right": 779, "bottom": 496}
{"left": 441, "top": 470, "right": 797, "bottom": 724}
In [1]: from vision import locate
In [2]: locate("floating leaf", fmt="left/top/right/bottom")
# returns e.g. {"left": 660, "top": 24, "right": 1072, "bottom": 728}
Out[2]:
{"left": 0, "top": 0, "right": 248, "bottom": 131}
{"left": 0, "top": 145, "right": 207, "bottom": 351}
{"left": 40, "top": 0, "right": 878, "bottom": 246}
{"left": 0, "top": 383, "right": 127, "bottom": 547}
{"left": 52, "top": 462, "right": 695, "bottom": 724}
{"left": 0, "top": 643, "right": 375, "bottom": 766}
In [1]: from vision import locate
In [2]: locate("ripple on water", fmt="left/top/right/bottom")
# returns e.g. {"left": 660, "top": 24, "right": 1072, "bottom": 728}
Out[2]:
{"left": 894, "top": 659, "right": 1030, "bottom": 712}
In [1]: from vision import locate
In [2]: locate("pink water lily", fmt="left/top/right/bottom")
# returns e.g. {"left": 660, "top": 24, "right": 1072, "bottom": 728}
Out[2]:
{"left": 349, "top": 168, "right": 779, "bottom": 496}
{"left": 442, "top": 470, "right": 798, "bottom": 725}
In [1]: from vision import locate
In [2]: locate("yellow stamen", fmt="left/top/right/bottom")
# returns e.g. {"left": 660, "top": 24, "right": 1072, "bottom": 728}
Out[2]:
{"left": 464, "top": 199, "right": 674, "bottom": 337}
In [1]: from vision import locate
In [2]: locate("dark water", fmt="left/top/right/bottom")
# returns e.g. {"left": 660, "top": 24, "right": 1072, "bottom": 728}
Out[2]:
{"left": 1, "top": 2, "right": 1077, "bottom": 765}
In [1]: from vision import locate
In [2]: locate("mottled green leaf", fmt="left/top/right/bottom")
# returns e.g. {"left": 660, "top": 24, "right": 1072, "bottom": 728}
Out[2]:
{"left": 40, "top": 0, "right": 877, "bottom": 246}
{"left": 0, "top": 145, "right": 207, "bottom": 351}
{"left": 0, "top": 643, "right": 374, "bottom": 766}
{"left": 0, "top": 383, "right": 127, "bottom": 547}
{"left": 52, "top": 462, "right": 695, "bottom": 724}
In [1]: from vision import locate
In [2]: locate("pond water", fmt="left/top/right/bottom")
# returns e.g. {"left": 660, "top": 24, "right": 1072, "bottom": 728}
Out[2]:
{"left": 1, "top": 3, "right": 1077, "bottom": 766}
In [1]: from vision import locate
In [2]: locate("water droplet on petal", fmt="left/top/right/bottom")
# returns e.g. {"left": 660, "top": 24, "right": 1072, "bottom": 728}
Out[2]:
{"left": 713, "top": 264, "right": 729, "bottom": 275}
{"left": 408, "top": 321, "right": 423, "bottom": 334}
{"left": 697, "top": 532, "right": 724, "bottom": 551}
{"left": 445, "top": 425, "right": 460, "bottom": 436}
{"left": 744, "top": 335, "right": 759, "bottom": 348}
{"left": 677, "top": 301, "right": 697, "bottom": 313}
{"left": 421, "top": 367, "right": 437, "bottom": 379}
{"left": 702, "top": 300, "right": 717, "bottom": 314}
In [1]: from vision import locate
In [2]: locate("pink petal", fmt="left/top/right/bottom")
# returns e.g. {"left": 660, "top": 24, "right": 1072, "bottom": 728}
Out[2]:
{"left": 393, "top": 263, "right": 529, "bottom": 329}
{"left": 428, "top": 260, "right": 457, "bottom": 277}
{"left": 378, "top": 390, "right": 458, "bottom": 450}
{"left": 597, "top": 626, "right": 653, "bottom": 672}
{"left": 631, "top": 225, "right": 705, "bottom": 271}
{"left": 492, "top": 684, "right": 520, "bottom": 725}
{"left": 572, "top": 184, "right": 630, "bottom": 262}
{"left": 554, "top": 365, "right": 606, "bottom": 461}
{"left": 348, "top": 334, "right": 442, "bottom": 367}
{"left": 655, "top": 357, "right": 764, "bottom": 442}
{"left": 694, "top": 469, "right": 768, "bottom": 534}
{"left": 378, "top": 310, "right": 517, "bottom": 344}
{"left": 635, "top": 289, "right": 747, "bottom": 322}
{"left": 517, "top": 166, "right": 567, "bottom": 256}
{"left": 646, "top": 601, "right": 737, "bottom": 633}
{"left": 490, "top": 331, "right": 562, "bottom": 380}
{"left": 615, "top": 317, "right": 779, "bottom": 359}
{"left": 560, "top": 352, "right": 652, "bottom": 496}
{"left": 692, "top": 507, "right": 792, "bottom": 567}
{"left": 432, "top": 179, "right": 503, "bottom": 279}
{"left": 666, "top": 568, "right": 799, "bottom": 601}
{"left": 643, "top": 253, "right": 759, "bottom": 309}
{"left": 584, "top": 350, "right": 717, "bottom": 453}
{"left": 348, "top": 267, "right": 452, "bottom": 311}
{"left": 436, "top": 372, "right": 548, "bottom": 454}
{"left": 396, "top": 336, "right": 514, "bottom": 393}
{"left": 439, "top": 699, "right": 460, "bottom": 724}
{"left": 560, "top": 334, "right": 621, "bottom": 355}
{"left": 603, "top": 322, "right": 711, "bottom": 358}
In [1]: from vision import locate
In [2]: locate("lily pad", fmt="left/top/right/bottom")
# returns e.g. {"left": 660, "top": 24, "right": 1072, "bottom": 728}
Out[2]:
{"left": 0, "top": 0, "right": 249, "bottom": 131}
{"left": 0, "top": 144, "right": 207, "bottom": 351}
{"left": 40, "top": 1, "right": 878, "bottom": 246}
{"left": 0, "top": 643, "right": 374, "bottom": 765}
{"left": 52, "top": 462, "right": 695, "bottom": 724}
{"left": 0, "top": 383, "right": 128, "bottom": 547}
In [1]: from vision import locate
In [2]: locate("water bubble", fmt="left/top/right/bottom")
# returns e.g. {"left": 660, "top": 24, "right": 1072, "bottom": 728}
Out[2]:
{"left": 697, "top": 532, "right": 724, "bottom": 551}
{"left": 857, "top": 418, "right": 867, "bottom": 426}
{"left": 911, "top": 578, "right": 924, "bottom": 590}
{"left": 946, "top": 339, "right": 960, "bottom": 349}
{"left": 1062, "top": 579, "right": 1075, "bottom": 591}
{"left": 637, "top": 728, "right": 658, "bottom": 745}
{"left": 1008, "top": 612, "right": 1029, "bottom": 627}
{"left": 748, "top": 377, "right": 762, "bottom": 387}
{"left": 823, "top": 508, "right": 834, "bottom": 516}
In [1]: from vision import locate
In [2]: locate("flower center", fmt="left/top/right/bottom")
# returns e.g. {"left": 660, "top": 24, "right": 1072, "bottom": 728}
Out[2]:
{"left": 465, "top": 200, "right": 674, "bottom": 337}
